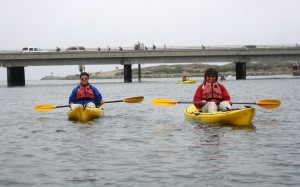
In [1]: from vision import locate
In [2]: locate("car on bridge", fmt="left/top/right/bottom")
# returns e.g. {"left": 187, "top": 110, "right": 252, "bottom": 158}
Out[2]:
{"left": 244, "top": 45, "right": 257, "bottom": 48}
{"left": 66, "top": 46, "right": 86, "bottom": 51}
{"left": 21, "top": 47, "right": 43, "bottom": 53}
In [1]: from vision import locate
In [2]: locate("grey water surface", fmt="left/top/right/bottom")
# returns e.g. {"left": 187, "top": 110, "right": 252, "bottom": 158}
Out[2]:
{"left": 0, "top": 75, "right": 299, "bottom": 187}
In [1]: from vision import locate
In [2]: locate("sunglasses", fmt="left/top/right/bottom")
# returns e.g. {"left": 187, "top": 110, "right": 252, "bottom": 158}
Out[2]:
{"left": 80, "top": 77, "right": 88, "bottom": 80}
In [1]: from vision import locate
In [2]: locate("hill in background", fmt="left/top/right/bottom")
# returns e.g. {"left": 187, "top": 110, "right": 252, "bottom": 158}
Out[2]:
{"left": 41, "top": 61, "right": 293, "bottom": 80}
{"left": 116, "top": 61, "right": 292, "bottom": 78}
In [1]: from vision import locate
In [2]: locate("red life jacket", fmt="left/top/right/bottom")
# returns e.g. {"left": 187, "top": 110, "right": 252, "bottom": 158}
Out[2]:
{"left": 76, "top": 84, "right": 95, "bottom": 100}
{"left": 201, "top": 82, "right": 223, "bottom": 101}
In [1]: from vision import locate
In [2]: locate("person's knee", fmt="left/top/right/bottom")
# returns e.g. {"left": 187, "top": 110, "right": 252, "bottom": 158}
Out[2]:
{"left": 70, "top": 104, "right": 80, "bottom": 109}
{"left": 219, "top": 101, "right": 231, "bottom": 111}
{"left": 207, "top": 102, "right": 218, "bottom": 112}
{"left": 86, "top": 102, "right": 96, "bottom": 108}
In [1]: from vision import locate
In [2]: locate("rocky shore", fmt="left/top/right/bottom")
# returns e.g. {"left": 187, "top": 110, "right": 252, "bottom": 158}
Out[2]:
{"left": 41, "top": 61, "right": 293, "bottom": 80}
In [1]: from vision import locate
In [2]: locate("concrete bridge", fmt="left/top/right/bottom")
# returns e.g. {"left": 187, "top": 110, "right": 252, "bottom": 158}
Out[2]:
{"left": 1, "top": 44, "right": 300, "bottom": 86}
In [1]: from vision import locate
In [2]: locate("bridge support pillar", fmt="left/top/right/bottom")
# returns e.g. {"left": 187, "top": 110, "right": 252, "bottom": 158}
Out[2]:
{"left": 124, "top": 64, "right": 132, "bottom": 83}
{"left": 7, "top": 67, "right": 25, "bottom": 86}
{"left": 235, "top": 62, "right": 246, "bottom": 80}
{"left": 138, "top": 64, "right": 141, "bottom": 82}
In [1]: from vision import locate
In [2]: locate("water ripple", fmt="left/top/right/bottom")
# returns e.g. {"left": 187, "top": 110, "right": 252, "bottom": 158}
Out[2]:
{"left": 0, "top": 77, "right": 300, "bottom": 186}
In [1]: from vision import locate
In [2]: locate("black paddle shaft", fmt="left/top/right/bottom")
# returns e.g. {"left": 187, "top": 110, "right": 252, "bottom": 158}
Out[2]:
{"left": 178, "top": 101, "right": 194, "bottom": 104}
{"left": 56, "top": 105, "right": 70, "bottom": 108}
{"left": 64, "top": 100, "right": 123, "bottom": 107}
{"left": 232, "top": 102, "right": 256, "bottom": 105}
{"left": 105, "top": 100, "right": 123, "bottom": 103}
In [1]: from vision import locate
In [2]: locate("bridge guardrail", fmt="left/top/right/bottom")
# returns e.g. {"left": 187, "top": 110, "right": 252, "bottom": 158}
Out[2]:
{"left": 1, "top": 44, "right": 300, "bottom": 54}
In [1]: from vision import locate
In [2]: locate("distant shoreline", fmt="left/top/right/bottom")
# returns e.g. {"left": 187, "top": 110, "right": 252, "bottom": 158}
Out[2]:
{"left": 41, "top": 71, "right": 292, "bottom": 80}
{"left": 41, "top": 62, "right": 293, "bottom": 80}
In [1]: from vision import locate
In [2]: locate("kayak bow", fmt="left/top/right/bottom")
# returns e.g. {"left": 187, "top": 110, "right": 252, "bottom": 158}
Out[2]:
{"left": 184, "top": 105, "right": 256, "bottom": 126}
{"left": 68, "top": 106, "right": 104, "bottom": 121}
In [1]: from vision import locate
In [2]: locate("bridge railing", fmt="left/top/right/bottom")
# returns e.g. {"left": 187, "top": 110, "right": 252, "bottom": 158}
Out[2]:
{"left": 1, "top": 44, "right": 300, "bottom": 54}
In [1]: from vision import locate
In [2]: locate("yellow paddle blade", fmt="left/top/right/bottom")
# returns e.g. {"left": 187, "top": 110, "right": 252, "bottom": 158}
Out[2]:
{"left": 256, "top": 99, "right": 281, "bottom": 109}
{"left": 34, "top": 104, "right": 57, "bottom": 112}
{"left": 150, "top": 98, "right": 178, "bottom": 106}
{"left": 123, "top": 96, "right": 144, "bottom": 103}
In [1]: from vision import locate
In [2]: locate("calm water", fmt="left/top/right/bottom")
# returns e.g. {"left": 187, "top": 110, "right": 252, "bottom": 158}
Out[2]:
{"left": 0, "top": 75, "right": 299, "bottom": 187}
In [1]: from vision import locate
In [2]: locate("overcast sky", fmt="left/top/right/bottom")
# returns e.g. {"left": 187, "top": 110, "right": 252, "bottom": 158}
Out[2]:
{"left": 1, "top": 0, "right": 300, "bottom": 80}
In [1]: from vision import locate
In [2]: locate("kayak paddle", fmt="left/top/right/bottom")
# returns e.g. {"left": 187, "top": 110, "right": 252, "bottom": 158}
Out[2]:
{"left": 34, "top": 96, "right": 144, "bottom": 113}
{"left": 232, "top": 99, "right": 281, "bottom": 109}
{"left": 150, "top": 98, "right": 192, "bottom": 106}
{"left": 34, "top": 104, "right": 70, "bottom": 112}
{"left": 105, "top": 96, "right": 144, "bottom": 103}
{"left": 150, "top": 98, "right": 281, "bottom": 109}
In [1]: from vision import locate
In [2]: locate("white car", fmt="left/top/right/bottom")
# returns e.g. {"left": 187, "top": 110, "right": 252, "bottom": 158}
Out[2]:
{"left": 21, "top": 47, "right": 42, "bottom": 53}
{"left": 66, "top": 46, "right": 86, "bottom": 51}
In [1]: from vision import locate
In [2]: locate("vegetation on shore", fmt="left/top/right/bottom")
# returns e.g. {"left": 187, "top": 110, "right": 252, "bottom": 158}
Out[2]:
{"left": 41, "top": 61, "right": 293, "bottom": 80}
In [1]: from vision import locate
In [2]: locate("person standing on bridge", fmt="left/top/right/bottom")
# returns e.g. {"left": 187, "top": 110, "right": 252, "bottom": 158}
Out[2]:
{"left": 193, "top": 68, "right": 231, "bottom": 112}
{"left": 69, "top": 72, "right": 105, "bottom": 109}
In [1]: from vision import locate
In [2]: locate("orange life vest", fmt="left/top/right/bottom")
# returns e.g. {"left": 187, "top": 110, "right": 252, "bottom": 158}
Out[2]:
{"left": 201, "top": 82, "right": 223, "bottom": 101}
{"left": 76, "top": 84, "right": 95, "bottom": 100}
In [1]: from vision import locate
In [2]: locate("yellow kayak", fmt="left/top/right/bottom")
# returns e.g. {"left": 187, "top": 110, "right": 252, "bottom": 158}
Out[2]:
{"left": 184, "top": 105, "right": 256, "bottom": 126}
{"left": 68, "top": 106, "right": 104, "bottom": 121}
{"left": 176, "top": 80, "right": 197, "bottom": 84}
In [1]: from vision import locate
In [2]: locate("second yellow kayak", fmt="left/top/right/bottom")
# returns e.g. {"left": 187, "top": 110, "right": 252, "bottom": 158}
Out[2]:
{"left": 176, "top": 80, "right": 197, "bottom": 84}
{"left": 68, "top": 106, "right": 104, "bottom": 121}
{"left": 184, "top": 105, "right": 256, "bottom": 126}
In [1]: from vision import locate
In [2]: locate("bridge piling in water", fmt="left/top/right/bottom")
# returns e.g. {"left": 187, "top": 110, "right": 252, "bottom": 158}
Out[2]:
{"left": 138, "top": 64, "right": 141, "bottom": 82}
{"left": 7, "top": 66, "right": 25, "bottom": 86}
{"left": 124, "top": 64, "right": 132, "bottom": 83}
{"left": 235, "top": 62, "right": 246, "bottom": 80}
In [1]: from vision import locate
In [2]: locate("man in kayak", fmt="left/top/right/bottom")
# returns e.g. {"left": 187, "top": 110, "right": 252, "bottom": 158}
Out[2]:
{"left": 193, "top": 68, "right": 231, "bottom": 112}
{"left": 69, "top": 72, "right": 105, "bottom": 109}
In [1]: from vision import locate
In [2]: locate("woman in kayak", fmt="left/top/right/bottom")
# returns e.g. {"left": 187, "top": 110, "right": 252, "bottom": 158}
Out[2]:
{"left": 193, "top": 68, "right": 231, "bottom": 112}
{"left": 69, "top": 72, "right": 105, "bottom": 109}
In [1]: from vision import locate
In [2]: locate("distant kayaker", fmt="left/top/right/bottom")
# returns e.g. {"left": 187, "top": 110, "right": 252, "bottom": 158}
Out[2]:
{"left": 69, "top": 72, "right": 105, "bottom": 109}
{"left": 193, "top": 68, "right": 231, "bottom": 112}
{"left": 182, "top": 75, "right": 188, "bottom": 82}
{"left": 220, "top": 75, "right": 226, "bottom": 81}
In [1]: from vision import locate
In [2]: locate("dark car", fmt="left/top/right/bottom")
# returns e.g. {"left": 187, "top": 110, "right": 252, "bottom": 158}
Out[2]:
{"left": 244, "top": 45, "right": 257, "bottom": 48}
{"left": 66, "top": 46, "right": 86, "bottom": 51}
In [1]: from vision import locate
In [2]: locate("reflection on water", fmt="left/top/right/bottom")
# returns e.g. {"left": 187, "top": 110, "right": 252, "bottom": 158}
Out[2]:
{"left": 193, "top": 122, "right": 256, "bottom": 147}
{"left": 0, "top": 76, "right": 300, "bottom": 186}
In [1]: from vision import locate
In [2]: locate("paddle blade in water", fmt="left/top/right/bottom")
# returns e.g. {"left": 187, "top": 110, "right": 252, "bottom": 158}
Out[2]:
{"left": 150, "top": 98, "right": 178, "bottom": 106}
{"left": 123, "top": 96, "right": 144, "bottom": 103}
{"left": 34, "top": 104, "right": 57, "bottom": 112}
{"left": 256, "top": 99, "right": 281, "bottom": 109}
